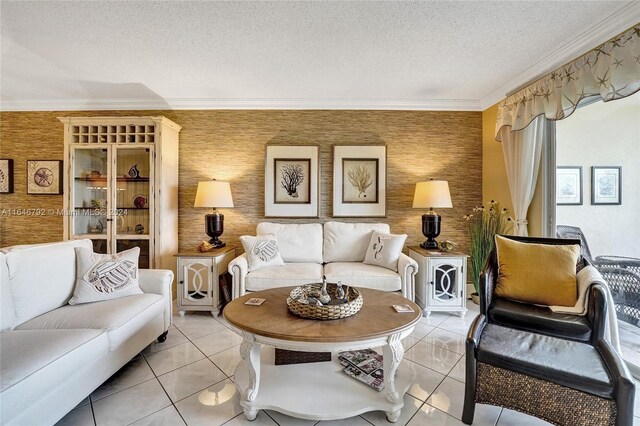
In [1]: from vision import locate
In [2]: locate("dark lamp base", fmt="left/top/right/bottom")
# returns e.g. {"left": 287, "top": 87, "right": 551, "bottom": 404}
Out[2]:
{"left": 205, "top": 213, "right": 226, "bottom": 249}
{"left": 208, "top": 238, "right": 226, "bottom": 248}
{"left": 420, "top": 240, "right": 439, "bottom": 250}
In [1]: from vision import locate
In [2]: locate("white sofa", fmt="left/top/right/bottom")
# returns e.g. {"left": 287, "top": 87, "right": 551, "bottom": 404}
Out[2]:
{"left": 0, "top": 239, "right": 173, "bottom": 426}
{"left": 228, "top": 222, "right": 418, "bottom": 301}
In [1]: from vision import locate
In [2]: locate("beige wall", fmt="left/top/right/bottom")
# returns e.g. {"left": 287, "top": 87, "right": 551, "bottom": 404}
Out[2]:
{"left": 556, "top": 94, "right": 640, "bottom": 257}
{"left": 481, "top": 103, "right": 544, "bottom": 236}
{"left": 0, "top": 110, "right": 482, "bottom": 253}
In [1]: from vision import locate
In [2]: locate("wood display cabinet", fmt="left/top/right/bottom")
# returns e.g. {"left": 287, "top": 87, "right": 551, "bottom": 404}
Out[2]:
{"left": 175, "top": 246, "right": 236, "bottom": 317}
{"left": 60, "top": 116, "right": 181, "bottom": 272}
{"left": 408, "top": 246, "right": 468, "bottom": 318}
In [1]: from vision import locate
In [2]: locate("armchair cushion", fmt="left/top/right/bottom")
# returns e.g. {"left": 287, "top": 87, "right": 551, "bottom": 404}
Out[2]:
{"left": 245, "top": 263, "right": 322, "bottom": 292}
{"left": 495, "top": 235, "right": 579, "bottom": 307}
{"left": 324, "top": 262, "right": 401, "bottom": 292}
{"left": 477, "top": 324, "right": 614, "bottom": 398}
{"left": 363, "top": 231, "right": 407, "bottom": 272}
{"left": 488, "top": 298, "right": 592, "bottom": 342}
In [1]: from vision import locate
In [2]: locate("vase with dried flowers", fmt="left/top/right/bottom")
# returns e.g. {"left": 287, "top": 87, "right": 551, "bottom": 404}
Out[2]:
{"left": 464, "top": 200, "right": 513, "bottom": 304}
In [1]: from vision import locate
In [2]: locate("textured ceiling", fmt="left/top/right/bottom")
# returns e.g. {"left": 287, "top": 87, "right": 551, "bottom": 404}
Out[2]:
{"left": 0, "top": 1, "right": 638, "bottom": 111}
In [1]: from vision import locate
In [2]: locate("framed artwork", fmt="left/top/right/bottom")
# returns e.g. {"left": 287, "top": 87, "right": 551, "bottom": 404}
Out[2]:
{"left": 27, "top": 160, "right": 63, "bottom": 195}
{"left": 556, "top": 166, "right": 582, "bottom": 205}
{"left": 0, "top": 159, "right": 14, "bottom": 194}
{"left": 591, "top": 166, "right": 621, "bottom": 205}
{"left": 265, "top": 145, "right": 319, "bottom": 217}
{"left": 333, "top": 145, "right": 386, "bottom": 217}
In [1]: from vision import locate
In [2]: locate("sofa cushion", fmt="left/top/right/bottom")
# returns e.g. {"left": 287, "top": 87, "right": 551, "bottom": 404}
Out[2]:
{"left": 489, "top": 298, "right": 592, "bottom": 342}
{"left": 324, "top": 262, "right": 401, "bottom": 292}
{"left": 0, "top": 329, "right": 109, "bottom": 424}
{"left": 363, "top": 231, "right": 407, "bottom": 272}
{"left": 323, "top": 222, "right": 390, "bottom": 263}
{"left": 0, "top": 253, "right": 14, "bottom": 331}
{"left": 16, "top": 294, "right": 164, "bottom": 351}
{"left": 257, "top": 222, "right": 323, "bottom": 263}
{"left": 70, "top": 247, "right": 143, "bottom": 305}
{"left": 477, "top": 324, "right": 613, "bottom": 398}
{"left": 4, "top": 239, "right": 93, "bottom": 327}
{"left": 245, "top": 263, "right": 323, "bottom": 292}
{"left": 240, "top": 234, "right": 285, "bottom": 271}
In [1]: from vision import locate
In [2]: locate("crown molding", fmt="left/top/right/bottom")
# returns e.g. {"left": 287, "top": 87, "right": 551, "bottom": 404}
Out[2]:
{"left": 480, "top": 1, "right": 640, "bottom": 110}
{"left": 0, "top": 97, "right": 482, "bottom": 112}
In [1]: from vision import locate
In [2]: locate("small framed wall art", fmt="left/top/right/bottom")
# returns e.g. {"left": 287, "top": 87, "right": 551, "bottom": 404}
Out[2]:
{"left": 591, "top": 166, "right": 621, "bottom": 205}
{"left": 556, "top": 166, "right": 582, "bottom": 205}
{"left": 27, "top": 160, "right": 63, "bottom": 195}
{"left": 0, "top": 159, "right": 14, "bottom": 194}
{"left": 333, "top": 145, "right": 386, "bottom": 217}
{"left": 265, "top": 145, "right": 319, "bottom": 217}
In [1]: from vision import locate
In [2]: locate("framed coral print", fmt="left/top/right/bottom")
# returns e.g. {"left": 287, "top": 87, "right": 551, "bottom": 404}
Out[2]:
{"left": 0, "top": 159, "right": 14, "bottom": 194}
{"left": 333, "top": 145, "right": 386, "bottom": 217}
{"left": 556, "top": 166, "right": 582, "bottom": 205}
{"left": 591, "top": 166, "right": 621, "bottom": 205}
{"left": 27, "top": 160, "right": 63, "bottom": 195}
{"left": 265, "top": 145, "right": 319, "bottom": 217}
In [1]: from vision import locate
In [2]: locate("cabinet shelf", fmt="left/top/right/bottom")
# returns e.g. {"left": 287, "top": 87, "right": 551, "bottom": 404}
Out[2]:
{"left": 74, "top": 177, "right": 150, "bottom": 182}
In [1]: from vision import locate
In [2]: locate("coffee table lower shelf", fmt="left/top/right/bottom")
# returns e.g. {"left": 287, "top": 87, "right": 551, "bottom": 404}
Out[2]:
{"left": 234, "top": 347, "right": 415, "bottom": 422}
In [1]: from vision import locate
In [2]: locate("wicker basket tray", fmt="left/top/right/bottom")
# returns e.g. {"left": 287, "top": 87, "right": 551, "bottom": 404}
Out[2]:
{"left": 286, "top": 283, "right": 363, "bottom": 320}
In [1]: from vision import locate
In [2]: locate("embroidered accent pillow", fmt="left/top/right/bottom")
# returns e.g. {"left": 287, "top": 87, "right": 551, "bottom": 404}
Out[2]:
{"left": 240, "top": 234, "right": 285, "bottom": 271}
{"left": 363, "top": 231, "right": 407, "bottom": 272}
{"left": 69, "top": 247, "right": 142, "bottom": 305}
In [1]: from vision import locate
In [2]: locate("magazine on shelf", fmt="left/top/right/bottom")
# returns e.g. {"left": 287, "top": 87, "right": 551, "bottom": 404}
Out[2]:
{"left": 338, "top": 349, "right": 385, "bottom": 391}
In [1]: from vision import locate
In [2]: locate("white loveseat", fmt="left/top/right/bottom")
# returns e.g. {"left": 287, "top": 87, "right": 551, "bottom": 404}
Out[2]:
{"left": 0, "top": 239, "right": 173, "bottom": 426}
{"left": 228, "top": 222, "right": 418, "bottom": 301}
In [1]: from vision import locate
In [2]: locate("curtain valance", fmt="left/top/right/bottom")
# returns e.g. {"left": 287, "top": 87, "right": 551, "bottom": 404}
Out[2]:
{"left": 495, "top": 24, "right": 640, "bottom": 141}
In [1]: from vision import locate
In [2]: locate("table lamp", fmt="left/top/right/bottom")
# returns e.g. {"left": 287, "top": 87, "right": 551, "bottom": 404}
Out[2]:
{"left": 194, "top": 180, "right": 234, "bottom": 248}
{"left": 412, "top": 180, "right": 453, "bottom": 249}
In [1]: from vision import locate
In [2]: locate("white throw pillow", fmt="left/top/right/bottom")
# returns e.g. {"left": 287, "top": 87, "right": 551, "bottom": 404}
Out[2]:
{"left": 240, "top": 234, "right": 285, "bottom": 271}
{"left": 69, "top": 247, "right": 143, "bottom": 305}
{"left": 363, "top": 231, "right": 407, "bottom": 272}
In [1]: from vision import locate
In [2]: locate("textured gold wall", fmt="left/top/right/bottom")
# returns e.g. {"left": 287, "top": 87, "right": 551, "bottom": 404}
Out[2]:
{"left": 0, "top": 110, "right": 481, "bottom": 253}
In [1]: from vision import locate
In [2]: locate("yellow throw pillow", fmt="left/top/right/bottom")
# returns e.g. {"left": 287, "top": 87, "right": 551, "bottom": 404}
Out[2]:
{"left": 494, "top": 235, "right": 579, "bottom": 307}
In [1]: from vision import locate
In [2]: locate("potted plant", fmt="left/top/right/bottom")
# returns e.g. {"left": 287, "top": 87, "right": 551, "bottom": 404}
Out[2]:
{"left": 465, "top": 201, "right": 512, "bottom": 304}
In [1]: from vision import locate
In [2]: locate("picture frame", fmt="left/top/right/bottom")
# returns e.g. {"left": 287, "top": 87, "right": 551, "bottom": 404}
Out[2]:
{"left": 333, "top": 145, "right": 386, "bottom": 217}
{"left": 265, "top": 145, "right": 319, "bottom": 217}
{"left": 556, "top": 166, "right": 582, "bottom": 205}
{"left": 591, "top": 166, "right": 621, "bottom": 205}
{"left": 26, "top": 160, "right": 63, "bottom": 195}
{"left": 0, "top": 159, "right": 14, "bottom": 194}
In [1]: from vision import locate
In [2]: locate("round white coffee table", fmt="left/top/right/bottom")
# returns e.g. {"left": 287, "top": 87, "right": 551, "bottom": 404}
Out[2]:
{"left": 223, "top": 286, "right": 422, "bottom": 422}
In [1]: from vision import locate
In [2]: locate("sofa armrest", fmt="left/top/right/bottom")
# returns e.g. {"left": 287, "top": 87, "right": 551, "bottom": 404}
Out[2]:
{"left": 398, "top": 253, "right": 418, "bottom": 302}
{"left": 587, "top": 283, "right": 607, "bottom": 346}
{"left": 228, "top": 254, "right": 249, "bottom": 299}
{"left": 139, "top": 269, "right": 173, "bottom": 331}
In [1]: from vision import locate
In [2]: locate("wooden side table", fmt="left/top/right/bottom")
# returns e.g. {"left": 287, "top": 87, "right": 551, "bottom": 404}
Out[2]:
{"left": 408, "top": 246, "right": 468, "bottom": 318}
{"left": 175, "top": 246, "right": 236, "bottom": 317}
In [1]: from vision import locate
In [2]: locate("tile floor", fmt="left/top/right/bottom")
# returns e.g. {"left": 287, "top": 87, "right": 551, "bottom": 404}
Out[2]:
{"left": 57, "top": 300, "right": 640, "bottom": 426}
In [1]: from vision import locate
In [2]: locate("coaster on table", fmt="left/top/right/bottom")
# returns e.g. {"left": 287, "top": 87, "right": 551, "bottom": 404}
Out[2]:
{"left": 245, "top": 298, "right": 266, "bottom": 306}
{"left": 393, "top": 304, "right": 415, "bottom": 313}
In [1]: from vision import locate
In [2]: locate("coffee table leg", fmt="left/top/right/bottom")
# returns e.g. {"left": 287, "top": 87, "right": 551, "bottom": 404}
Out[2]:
{"left": 239, "top": 332, "right": 261, "bottom": 420}
{"left": 383, "top": 332, "right": 404, "bottom": 422}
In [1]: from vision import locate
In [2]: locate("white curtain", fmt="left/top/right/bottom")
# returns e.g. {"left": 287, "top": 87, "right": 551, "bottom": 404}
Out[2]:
{"left": 499, "top": 117, "right": 545, "bottom": 236}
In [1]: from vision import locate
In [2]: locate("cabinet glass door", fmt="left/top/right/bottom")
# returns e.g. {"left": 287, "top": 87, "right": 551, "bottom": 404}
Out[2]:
{"left": 72, "top": 148, "right": 108, "bottom": 252}
{"left": 114, "top": 147, "right": 152, "bottom": 268}
{"left": 431, "top": 259, "right": 462, "bottom": 306}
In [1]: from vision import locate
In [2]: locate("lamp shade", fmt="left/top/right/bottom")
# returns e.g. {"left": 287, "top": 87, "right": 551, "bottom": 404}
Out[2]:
{"left": 412, "top": 180, "right": 453, "bottom": 209}
{"left": 194, "top": 180, "right": 234, "bottom": 208}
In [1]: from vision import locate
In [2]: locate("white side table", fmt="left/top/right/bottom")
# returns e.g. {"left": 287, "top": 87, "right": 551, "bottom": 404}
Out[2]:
{"left": 408, "top": 246, "right": 468, "bottom": 318}
{"left": 175, "top": 246, "right": 236, "bottom": 317}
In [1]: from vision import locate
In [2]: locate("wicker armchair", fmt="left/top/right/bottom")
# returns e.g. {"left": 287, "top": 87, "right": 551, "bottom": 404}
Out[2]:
{"left": 557, "top": 225, "right": 640, "bottom": 326}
